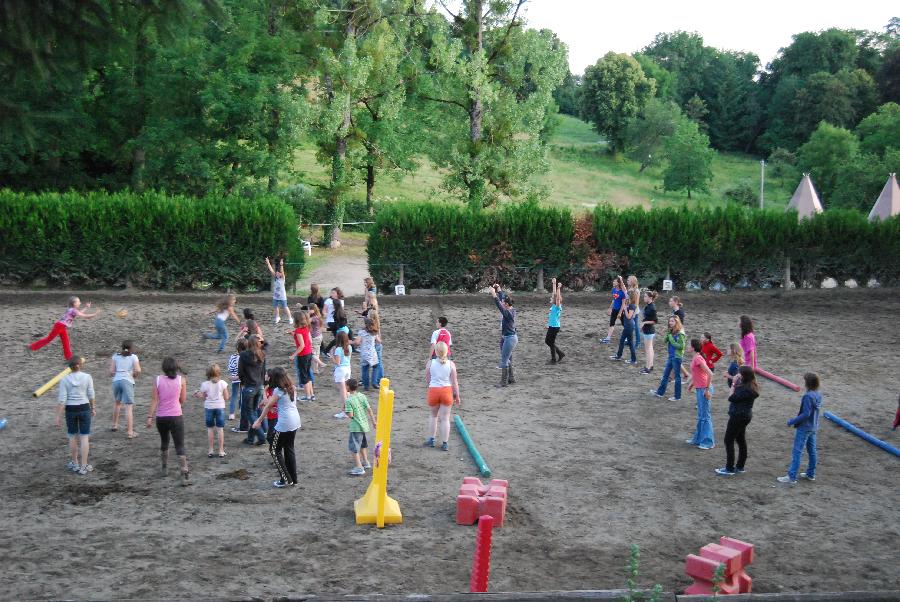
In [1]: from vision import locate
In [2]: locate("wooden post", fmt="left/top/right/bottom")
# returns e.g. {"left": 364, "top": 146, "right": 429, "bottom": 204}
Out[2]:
{"left": 536, "top": 266, "right": 544, "bottom": 292}
{"left": 783, "top": 257, "right": 791, "bottom": 290}
{"left": 398, "top": 263, "right": 405, "bottom": 287}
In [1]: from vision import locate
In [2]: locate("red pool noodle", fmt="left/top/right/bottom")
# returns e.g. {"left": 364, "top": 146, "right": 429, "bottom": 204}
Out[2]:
{"left": 754, "top": 367, "right": 801, "bottom": 392}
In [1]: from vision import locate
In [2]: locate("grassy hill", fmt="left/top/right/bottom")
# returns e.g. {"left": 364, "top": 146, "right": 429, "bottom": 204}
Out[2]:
{"left": 291, "top": 114, "right": 796, "bottom": 212}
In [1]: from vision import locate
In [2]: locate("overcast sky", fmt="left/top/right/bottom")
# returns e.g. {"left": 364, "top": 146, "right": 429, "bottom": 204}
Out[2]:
{"left": 522, "top": 0, "right": 896, "bottom": 74}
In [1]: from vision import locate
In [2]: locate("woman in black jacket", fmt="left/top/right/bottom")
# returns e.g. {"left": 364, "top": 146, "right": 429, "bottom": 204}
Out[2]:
{"left": 715, "top": 365, "right": 759, "bottom": 476}
{"left": 238, "top": 335, "right": 267, "bottom": 446}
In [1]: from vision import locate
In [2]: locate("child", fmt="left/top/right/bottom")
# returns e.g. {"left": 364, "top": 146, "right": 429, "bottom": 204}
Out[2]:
{"left": 30, "top": 296, "right": 100, "bottom": 360}
{"left": 262, "top": 369, "right": 279, "bottom": 446}
{"left": 109, "top": 340, "right": 141, "bottom": 437}
{"left": 739, "top": 315, "right": 757, "bottom": 370}
{"left": 227, "top": 339, "right": 246, "bottom": 423}
{"left": 307, "top": 283, "right": 325, "bottom": 313}
{"left": 669, "top": 296, "right": 686, "bottom": 325}
{"left": 290, "top": 311, "right": 315, "bottom": 402}
{"left": 353, "top": 318, "right": 380, "bottom": 391}
{"left": 610, "top": 288, "right": 638, "bottom": 364}
{"left": 345, "top": 379, "right": 377, "bottom": 476}
{"left": 361, "top": 277, "right": 377, "bottom": 316}
{"left": 893, "top": 393, "right": 900, "bottom": 431}
{"left": 324, "top": 301, "right": 349, "bottom": 355}
{"left": 602, "top": 276, "right": 626, "bottom": 344}
{"left": 369, "top": 309, "right": 385, "bottom": 386}
{"left": 56, "top": 356, "right": 95, "bottom": 475}
{"left": 545, "top": 279, "right": 565, "bottom": 363}
{"left": 146, "top": 357, "right": 189, "bottom": 484}
{"left": 686, "top": 339, "right": 715, "bottom": 450}
{"left": 323, "top": 287, "right": 345, "bottom": 348}
{"left": 715, "top": 365, "right": 759, "bottom": 476}
{"left": 332, "top": 331, "right": 352, "bottom": 417}
{"left": 626, "top": 275, "right": 641, "bottom": 348}
{"left": 308, "top": 304, "right": 328, "bottom": 374}
{"left": 194, "top": 364, "right": 229, "bottom": 458}
{"left": 429, "top": 317, "right": 453, "bottom": 359}
{"left": 253, "top": 368, "right": 301, "bottom": 488}
{"left": 778, "top": 372, "right": 822, "bottom": 484}
{"left": 640, "top": 290, "right": 658, "bottom": 374}
{"left": 265, "top": 256, "right": 291, "bottom": 325}
{"left": 652, "top": 316, "right": 686, "bottom": 401}
{"left": 700, "top": 332, "right": 723, "bottom": 376}
{"left": 425, "top": 342, "right": 460, "bottom": 451}
{"left": 724, "top": 343, "right": 744, "bottom": 388}
{"left": 203, "top": 295, "right": 239, "bottom": 353}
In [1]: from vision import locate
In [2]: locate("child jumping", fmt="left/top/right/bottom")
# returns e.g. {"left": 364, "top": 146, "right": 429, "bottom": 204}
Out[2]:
{"left": 194, "top": 364, "right": 229, "bottom": 458}
{"left": 778, "top": 372, "right": 822, "bottom": 485}
{"left": 546, "top": 278, "right": 565, "bottom": 363}
{"left": 203, "top": 295, "right": 239, "bottom": 353}
{"left": 30, "top": 296, "right": 100, "bottom": 360}
{"left": 265, "top": 257, "right": 291, "bottom": 325}
{"left": 109, "top": 340, "right": 141, "bottom": 437}
{"left": 345, "top": 378, "right": 377, "bottom": 476}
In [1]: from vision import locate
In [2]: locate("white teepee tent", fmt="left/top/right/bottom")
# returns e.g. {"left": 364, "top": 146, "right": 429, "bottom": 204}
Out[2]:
{"left": 868, "top": 173, "right": 900, "bottom": 222}
{"left": 787, "top": 173, "right": 824, "bottom": 219}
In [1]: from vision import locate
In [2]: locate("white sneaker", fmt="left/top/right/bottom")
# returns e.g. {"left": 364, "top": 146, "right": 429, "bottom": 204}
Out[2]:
{"left": 799, "top": 472, "right": 816, "bottom": 481}
{"left": 668, "top": 396, "right": 681, "bottom": 402}
{"left": 78, "top": 464, "right": 94, "bottom": 475}
{"left": 333, "top": 411, "right": 347, "bottom": 419}
{"left": 776, "top": 475, "right": 797, "bottom": 484}
{"left": 274, "top": 316, "right": 281, "bottom": 324}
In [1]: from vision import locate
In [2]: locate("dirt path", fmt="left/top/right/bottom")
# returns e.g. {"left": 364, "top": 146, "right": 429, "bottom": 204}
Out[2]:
{"left": 294, "top": 232, "right": 371, "bottom": 297}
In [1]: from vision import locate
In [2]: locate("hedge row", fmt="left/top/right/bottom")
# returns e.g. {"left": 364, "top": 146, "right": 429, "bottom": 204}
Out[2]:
{"left": 366, "top": 201, "right": 574, "bottom": 291}
{"left": 594, "top": 204, "right": 900, "bottom": 285}
{"left": 366, "top": 201, "right": 900, "bottom": 290}
{"left": 0, "top": 189, "right": 303, "bottom": 289}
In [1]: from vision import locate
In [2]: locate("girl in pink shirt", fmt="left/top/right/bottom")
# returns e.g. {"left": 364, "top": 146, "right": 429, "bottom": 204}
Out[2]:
{"left": 29, "top": 296, "right": 100, "bottom": 360}
{"left": 739, "top": 315, "right": 757, "bottom": 369}
{"left": 687, "top": 338, "right": 715, "bottom": 449}
{"left": 146, "top": 357, "right": 190, "bottom": 484}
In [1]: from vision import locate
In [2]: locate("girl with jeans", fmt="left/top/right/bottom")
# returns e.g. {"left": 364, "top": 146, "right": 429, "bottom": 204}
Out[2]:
{"left": 146, "top": 357, "right": 190, "bottom": 484}
{"left": 626, "top": 275, "right": 641, "bottom": 348}
{"left": 370, "top": 308, "right": 385, "bottom": 387}
{"left": 227, "top": 339, "right": 247, "bottom": 423}
{"left": 353, "top": 317, "right": 380, "bottom": 391}
{"left": 715, "top": 366, "right": 759, "bottom": 476}
{"left": 652, "top": 316, "right": 685, "bottom": 401}
{"left": 778, "top": 373, "right": 822, "bottom": 484}
{"left": 254, "top": 368, "right": 301, "bottom": 488}
{"left": 490, "top": 284, "right": 517, "bottom": 387}
{"left": 687, "top": 339, "right": 715, "bottom": 449}
{"left": 56, "top": 356, "right": 95, "bottom": 475}
{"left": 203, "top": 295, "right": 239, "bottom": 353}
{"left": 238, "top": 335, "right": 267, "bottom": 446}
{"left": 610, "top": 289, "right": 638, "bottom": 364}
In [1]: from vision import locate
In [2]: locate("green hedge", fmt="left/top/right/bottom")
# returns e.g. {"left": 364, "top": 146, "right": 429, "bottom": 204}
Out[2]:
{"left": 593, "top": 204, "right": 900, "bottom": 285}
{"left": 366, "top": 201, "right": 574, "bottom": 291}
{"left": 0, "top": 189, "right": 303, "bottom": 289}
{"left": 280, "top": 184, "right": 377, "bottom": 229}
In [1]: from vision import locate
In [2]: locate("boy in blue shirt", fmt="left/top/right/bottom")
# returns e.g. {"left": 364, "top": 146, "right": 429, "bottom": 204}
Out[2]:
{"left": 777, "top": 372, "right": 822, "bottom": 484}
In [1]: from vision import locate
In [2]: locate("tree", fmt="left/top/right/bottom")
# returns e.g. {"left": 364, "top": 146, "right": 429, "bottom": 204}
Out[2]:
{"left": 702, "top": 51, "right": 762, "bottom": 151}
{"left": 663, "top": 118, "right": 714, "bottom": 198}
{"left": 633, "top": 53, "right": 676, "bottom": 100}
{"left": 581, "top": 52, "right": 654, "bottom": 155}
{"left": 553, "top": 71, "right": 582, "bottom": 116}
{"left": 877, "top": 46, "right": 900, "bottom": 103}
{"left": 856, "top": 102, "right": 900, "bottom": 157}
{"left": 418, "top": 1, "right": 566, "bottom": 207}
{"left": 683, "top": 94, "right": 709, "bottom": 132}
{"left": 767, "top": 148, "right": 799, "bottom": 188}
{"left": 642, "top": 31, "right": 711, "bottom": 105}
{"left": 797, "top": 122, "right": 860, "bottom": 204}
{"left": 768, "top": 29, "right": 859, "bottom": 79}
{"left": 831, "top": 148, "right": 900, "bottom": 211}
{"left": 624, "top": 97, "right": 682, "bottom": 172}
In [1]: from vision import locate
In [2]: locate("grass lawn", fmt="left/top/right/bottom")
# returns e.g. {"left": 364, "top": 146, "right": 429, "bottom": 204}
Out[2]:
{"left": 289, "top": 114, "right": 796, "bottom": 213}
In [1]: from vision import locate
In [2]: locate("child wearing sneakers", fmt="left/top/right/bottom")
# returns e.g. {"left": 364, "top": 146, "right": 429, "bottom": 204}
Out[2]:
{"left": 686, "top": 339, "right": 715, "bottom": 450}
{"left": 193, "top": 364, "right": 229, "bottom": 458}
{"left": 778, "top": 373, "right": 822, "bottom": 485}
{"left": 265, "top": 257, "right": 291, "bottom": 325}
{"left": 652, "top": 316, "right": 686, "bottom": 401}
{"left": 345, "top": 379, "right": 376, "bottom": 476}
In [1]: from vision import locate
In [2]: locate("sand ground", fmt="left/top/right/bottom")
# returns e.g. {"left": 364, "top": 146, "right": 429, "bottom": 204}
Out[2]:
{"left": 1, "top": 288, "right": 898, "bottom": 600}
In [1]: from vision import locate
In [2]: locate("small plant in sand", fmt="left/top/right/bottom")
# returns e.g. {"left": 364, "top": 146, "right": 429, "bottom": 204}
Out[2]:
{"left": 623, "top": 544, "right": 663, "bottom": 602}
{"left": 711, "top": 562, "right": 726, "bottom": 596}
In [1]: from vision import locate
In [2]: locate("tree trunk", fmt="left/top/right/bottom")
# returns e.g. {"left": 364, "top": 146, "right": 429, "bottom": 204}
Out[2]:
{"left": 266, "top": 3, "right": 279, "bottom": 193}
{"left": 366, "top": 163, "right": 375, "bottom": 215}
{"left": 467, "top": 0, "right": 484, "bottom": 210}
{"left": 131, "top": 26, "right": 149, "bottom": 192}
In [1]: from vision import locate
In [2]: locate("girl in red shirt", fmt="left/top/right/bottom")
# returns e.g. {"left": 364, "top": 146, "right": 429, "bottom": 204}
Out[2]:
{"left": 700, "top": 332, "right": 724, "bottom": 376}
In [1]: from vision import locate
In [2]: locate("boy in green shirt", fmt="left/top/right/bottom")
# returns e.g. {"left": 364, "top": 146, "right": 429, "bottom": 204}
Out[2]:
{"left": 345, "top": 379, "right": 377, "bottom": 476}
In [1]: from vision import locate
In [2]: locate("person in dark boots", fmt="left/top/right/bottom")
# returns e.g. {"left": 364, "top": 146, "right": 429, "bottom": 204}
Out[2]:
{"left": 146, "top": 357, "right": 190, "bottom": 485}
{"left": 490, "top": 284, "right": 518, "bottom": 387}
{"left": 545, "top": 278, "right": 565, "bottom": 364}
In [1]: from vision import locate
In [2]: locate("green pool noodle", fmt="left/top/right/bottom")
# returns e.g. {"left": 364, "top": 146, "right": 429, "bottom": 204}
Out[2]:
{"left": 454, "top": 414, "right": 492, "bottom": 478}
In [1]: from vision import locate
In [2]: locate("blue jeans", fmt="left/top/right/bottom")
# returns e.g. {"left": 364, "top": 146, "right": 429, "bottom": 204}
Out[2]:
{"left": 499, "top": 334, "right": 518, "bottom": 368}
{"left": 788, "top": 429, "right": 817, "bottom": 480}
{"left": 656, "top": 356, "right": 682, "bottom": 399}
{"left": 360, "top": 361, "right": 376, "bottom": 390}
{"left": 371, "top": 342, "right": 384, "bottom": 386}
{"left": 633, "top": 315, "right": 642, "bottom": 347}
{"left": 616, "top": 327, "right": 636, "bottom": 362}
{"left": 229, "top": 382, "right": 240, "bottom": 415}
{"left": 241, "top": 386, "right": 265, "bottom": 443}
{"left": 689, "top": 388, "right": 715, "bottom": 447}
{"left": 203, "top": 317, "right": 228, "bottom": 352}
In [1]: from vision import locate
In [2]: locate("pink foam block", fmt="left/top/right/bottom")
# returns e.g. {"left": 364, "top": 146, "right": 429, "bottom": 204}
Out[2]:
{"left": 700, "top": 543, "right": 743, "bottom": 575}
{"left": 456, "top": 495, "right": 480, "bottom": 525}
{"left": 456, "top": 477, "right": 509, "bottom": 527}
{"left": 719, "top": 536, "right": 755, "bottom": 567}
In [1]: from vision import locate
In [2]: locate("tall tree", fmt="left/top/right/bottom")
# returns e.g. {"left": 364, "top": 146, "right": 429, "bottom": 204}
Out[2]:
{"left": 797, "top": 122, "right": 860, "bottom": 204}
{"left": 642, "top": 31, "right": 710, "bottom": 105}
{"left": 624, "top": 97, "right": 682, "bottom": 172}
{"left": 581, "top": 52, "right": 654, "bottom": 155}
{"left": 662, "top": 118, "right": 714, "bottom": 199}
{"left": 418, "top": 1, "right": 566, "bottom": 207}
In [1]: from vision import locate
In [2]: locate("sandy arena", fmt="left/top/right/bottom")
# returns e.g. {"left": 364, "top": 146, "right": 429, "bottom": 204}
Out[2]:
{"left": 1, "top": 288, "right": 898, "bottom": 599}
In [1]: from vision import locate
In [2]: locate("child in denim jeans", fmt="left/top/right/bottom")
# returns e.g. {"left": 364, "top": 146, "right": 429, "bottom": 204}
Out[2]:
{"left": 353, "top": 318, "right": 380, "bottom": 391}
{"left": 777, "top": 373, "right": 822, "bottom": 484}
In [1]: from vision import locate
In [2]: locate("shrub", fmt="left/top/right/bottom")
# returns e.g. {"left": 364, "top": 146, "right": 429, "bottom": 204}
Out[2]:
{"left": 280, "top": 184, "right": 378, "bottom": 229}
{"left": 0, "top": 189, "right": 303, "bottom": 289}
{"left": 723, "top": 181, "right": 758, "bottom": 207}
